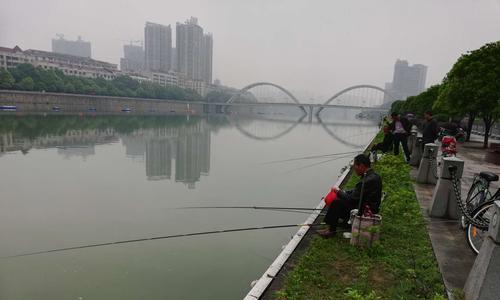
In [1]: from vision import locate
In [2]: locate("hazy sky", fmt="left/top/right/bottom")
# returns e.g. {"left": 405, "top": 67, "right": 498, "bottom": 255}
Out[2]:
{"left": 1, "top": 0, "right": 499, "bottom": 99}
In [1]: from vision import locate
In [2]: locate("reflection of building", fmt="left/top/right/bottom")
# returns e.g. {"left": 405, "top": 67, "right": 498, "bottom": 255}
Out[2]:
{"left": 121, "top": 120, "right": 211, "bottom": 188}
{"left": 0, "top": 119, "right": 212, "bottom": 188}
{"left": 175, "top": 122, "right": 211, "bottom": 189}
{"left": 0, "top": 128, "right": 118, "bottom": 158}
{"left": 146, "top": 139, "right": 173, "bottom": 180}
{"left": 384, "top": 59, "right": 427, "bottom": 102}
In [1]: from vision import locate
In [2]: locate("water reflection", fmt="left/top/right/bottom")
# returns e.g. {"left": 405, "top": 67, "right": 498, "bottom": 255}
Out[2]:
{"left": 0, "top": 113, "right": 378, "bottom": 189}
{"left": 122, "top": 123, "right": 210, "bottom": 188}
{"left": 0, "top": 113, "right": 379, "bottom": 300}
{"left": 0, "top": 115, "right": 216, "bottom": 188}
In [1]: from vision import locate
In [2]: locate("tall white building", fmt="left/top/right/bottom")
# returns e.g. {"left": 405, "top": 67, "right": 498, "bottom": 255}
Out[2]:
{"left": 384, "top": 59, "right": 427, "bottom": 102}
{"left": 145, "top": 22, "right": 172, "bottom": 72}
{"left": 201, "top": 34, "right": 213, "bottom": 84}
{"left": 176, "top": 17, "right": 213, "bottom": 84}
{"left": 120, "top": 44, "right": 144, "bottom": 72}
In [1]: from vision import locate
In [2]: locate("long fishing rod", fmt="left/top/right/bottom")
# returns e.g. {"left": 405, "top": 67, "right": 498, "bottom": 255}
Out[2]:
{"left": 176, "top": 205, "right": 324, "bottom": 211}
{"left": 283, "top": 153, "right": 354, "bottom": 174}
{"left": 2, "top": 222, "right": 330, "bottom": 259}
{"left": 262, "top": 150, "right": 362, "bottom": 165}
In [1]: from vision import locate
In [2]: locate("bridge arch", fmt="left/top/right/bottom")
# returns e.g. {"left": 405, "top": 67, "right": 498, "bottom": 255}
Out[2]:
{"left": 231, "top": 115, "right": 306, "bottom": 141}
{"left": 227, "top": 82, "right": 301, "bottom": 104}
{"left": 323, "top": 84, "right": 397, "bottom": 106}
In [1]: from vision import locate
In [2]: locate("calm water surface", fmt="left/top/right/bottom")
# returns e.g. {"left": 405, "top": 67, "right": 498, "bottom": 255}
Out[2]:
{"left": 0, "top": 111, "right": 378, "bottom": 299}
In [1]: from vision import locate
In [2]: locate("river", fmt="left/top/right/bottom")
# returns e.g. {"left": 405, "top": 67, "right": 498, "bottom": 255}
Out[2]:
{"left": 0, "top": 109, "right": 378, "bottom": 299}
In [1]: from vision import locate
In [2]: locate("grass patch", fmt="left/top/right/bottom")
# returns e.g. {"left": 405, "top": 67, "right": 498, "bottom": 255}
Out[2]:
{"left": 274, "top": 154, "right": 446, "bottom": 300}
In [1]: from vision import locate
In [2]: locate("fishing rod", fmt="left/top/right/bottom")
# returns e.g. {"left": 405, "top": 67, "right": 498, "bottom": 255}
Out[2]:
{"left": 2, "top": 222, "right": 330, "bottom": 259}
{"left": 262, "top": 150, "right": 362, "bottom": 165}
{"left": 176, "top": 205, "right": 325, "bottom": 211}
{"left": 283, "top": 153, "right": 354, "bottom": 174}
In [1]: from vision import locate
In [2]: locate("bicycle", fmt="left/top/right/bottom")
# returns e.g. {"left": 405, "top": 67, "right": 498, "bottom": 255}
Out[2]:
{"left": 466, "top": 200, "right": 496, "bottom": 254}
{"left": 450, "top": 167, "right": 498, "bottom": 254}
{"left": 460, "top": 171, "right": 499, "bottom": 229}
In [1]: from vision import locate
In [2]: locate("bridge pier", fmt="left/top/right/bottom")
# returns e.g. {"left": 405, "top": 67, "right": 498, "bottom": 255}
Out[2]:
{"left": 308, "top": 105, "right": 313, "bottom": 123}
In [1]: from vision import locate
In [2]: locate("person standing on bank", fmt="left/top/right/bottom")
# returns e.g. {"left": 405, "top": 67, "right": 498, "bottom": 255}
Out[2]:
{"left": 317, "top": 154, "right": 382, "bottom": 238}
{"left": 389, "top": 112, "right": 411, "bottom": 162}
{"left": 422, "top": 110, "right": 439, "bottom": 147}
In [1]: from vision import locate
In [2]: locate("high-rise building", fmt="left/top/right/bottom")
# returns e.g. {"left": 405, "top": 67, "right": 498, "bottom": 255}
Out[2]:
{"left": 52, "top": 35, "right": 91, "bottom": 58}
{"left": 144, "top": 22, "right": 172, "bottom": 72}
{"left": 120, "top": 44, "right": 144, "bottom": 72}
{"left": 171, "top": 47, "right": 177, "bottom": 71}
{"left": 384, "top": 59, "right": 427, "bottom": 102}
{"left": 201, "top": 34, "right": 213, "bottom": 84}
{"left": 176, "top": 17, "right": 203, "bottom": 81}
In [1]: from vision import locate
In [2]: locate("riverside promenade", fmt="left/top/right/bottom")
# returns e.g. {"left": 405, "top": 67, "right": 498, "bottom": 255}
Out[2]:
{"left": 411, "top": 137, "right": 500, "bottom": 298}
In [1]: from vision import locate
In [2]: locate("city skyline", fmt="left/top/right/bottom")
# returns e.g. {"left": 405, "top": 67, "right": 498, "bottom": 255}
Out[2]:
{"left": 1, "top": 0, "right": 500, "bottom": 98}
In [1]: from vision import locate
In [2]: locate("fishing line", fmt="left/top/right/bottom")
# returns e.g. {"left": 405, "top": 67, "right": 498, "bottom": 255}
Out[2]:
{"left": 176, "top": 205, "right": 324, "bottom": 211}
{"left": 261, "top": 150, "right": 362, "bottom": 165}
{"left": 2, "top": 223, "right": 332, "bottom": 259}
{"left": 283, "top": 153, "right": 354, "bottom": 174}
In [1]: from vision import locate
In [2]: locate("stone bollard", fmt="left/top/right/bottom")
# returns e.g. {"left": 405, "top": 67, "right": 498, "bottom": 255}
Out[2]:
{"left": 464, "top": 200, "right": 500, "bottom": 300}
{"left": 416, "top": 143, "right": 439, "bottom": 184}
{"left": 409, "top": 137, "right": 424, "bottom": 166}
{"left": 407, "top": 125, "right": 418, "bottom": 155}
{"left": 428, "top": 157, "right": 464, "bottom": 219}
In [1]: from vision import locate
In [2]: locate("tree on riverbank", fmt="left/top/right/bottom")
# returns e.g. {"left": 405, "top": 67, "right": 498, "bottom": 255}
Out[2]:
{"left": 391, "top": 84, "right": 442, "bottom": 118}
{"left": 0, "top": 64, "right": 202, "bottom": 102}
{"left": 435, "top": 41, "right": 500, "bottom": 147}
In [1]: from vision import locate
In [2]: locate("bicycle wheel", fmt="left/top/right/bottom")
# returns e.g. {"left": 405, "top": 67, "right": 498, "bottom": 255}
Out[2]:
{"left": 461, "top": 179, "right": 488, "bottom": 229}
{"left": 466, "top": 201, "right": 495, "bottom": 254}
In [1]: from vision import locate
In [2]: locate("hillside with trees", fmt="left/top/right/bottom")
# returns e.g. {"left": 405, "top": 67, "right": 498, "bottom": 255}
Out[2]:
{"left": 0, "top": 63, "right": 201, "bottom": 101}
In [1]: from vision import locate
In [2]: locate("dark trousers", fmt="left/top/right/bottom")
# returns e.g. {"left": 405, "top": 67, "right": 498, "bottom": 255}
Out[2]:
{"left": 324, "top": 195, "right": 356, "bottom": 231}
{"left": 393, "top": 133, "right": 411, "bottom": 161}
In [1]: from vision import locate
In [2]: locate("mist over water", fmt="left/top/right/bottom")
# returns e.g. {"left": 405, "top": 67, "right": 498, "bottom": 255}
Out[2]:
{"left": 0, "top": 111, "right": 377, "bottom": 299}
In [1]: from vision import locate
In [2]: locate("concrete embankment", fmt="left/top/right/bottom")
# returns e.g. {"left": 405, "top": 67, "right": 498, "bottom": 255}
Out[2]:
{"left": 0, "top": 90, "right": 218, "bottom": 115}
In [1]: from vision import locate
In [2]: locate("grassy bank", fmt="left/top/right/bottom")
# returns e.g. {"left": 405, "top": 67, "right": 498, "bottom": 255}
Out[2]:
{"left": 274, "top": 154, "right": 446, "bottom": 299}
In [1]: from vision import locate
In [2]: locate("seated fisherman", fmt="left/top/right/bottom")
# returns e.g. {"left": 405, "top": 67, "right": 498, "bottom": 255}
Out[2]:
{"left": 370, "top": 125, "right": 393, "bottom": 157}
{"left": 318, "top": 154, "right": 383, "bottom": 238}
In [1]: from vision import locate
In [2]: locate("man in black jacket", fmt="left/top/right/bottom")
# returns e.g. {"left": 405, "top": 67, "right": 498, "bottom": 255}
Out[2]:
{"left": 389, "top": 112, "right": 411, "bottom": 162}
{"left": 422, "top": 111, "right": 439, "bottom": 146}
{"left": 371, "top": 125, "right": 394, "bottom": 154}
{"left": 318, "top": 154, "right": 382, "bottom": 238}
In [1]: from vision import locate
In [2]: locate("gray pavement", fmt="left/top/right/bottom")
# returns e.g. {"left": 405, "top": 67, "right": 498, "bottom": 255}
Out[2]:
{"left": 411, "top": 139, "right": 500, "bottom": 297}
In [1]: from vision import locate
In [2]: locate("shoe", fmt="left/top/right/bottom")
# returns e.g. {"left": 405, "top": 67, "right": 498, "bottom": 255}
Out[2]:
{"left": 318, "top": 229, "right": 337, "bottom": 238}
{"left": 315, "top": 228, "right": 329, "bottom": 235}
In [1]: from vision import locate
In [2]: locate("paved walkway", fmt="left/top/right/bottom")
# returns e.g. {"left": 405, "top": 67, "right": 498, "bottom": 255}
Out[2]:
{"left": 411, "top": 139, "right": 500, "bottom": 297}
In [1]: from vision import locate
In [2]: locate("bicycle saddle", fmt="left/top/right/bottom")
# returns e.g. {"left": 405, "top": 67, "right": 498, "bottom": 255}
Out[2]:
{"left": 479, "top": 171, "right": 499, "bottom": 182}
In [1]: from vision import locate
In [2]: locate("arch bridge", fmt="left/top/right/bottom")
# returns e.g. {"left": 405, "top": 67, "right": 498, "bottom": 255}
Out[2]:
{"left": 219, "top": 82, "right": 396, "bottom": 122}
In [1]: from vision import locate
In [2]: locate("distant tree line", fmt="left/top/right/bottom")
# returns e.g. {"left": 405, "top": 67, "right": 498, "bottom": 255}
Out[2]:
{"left": 391, "top": 41, "right": 500, "bottom": 147}
{"left": 0, "top": 63, "right": 201, "bottom": 101}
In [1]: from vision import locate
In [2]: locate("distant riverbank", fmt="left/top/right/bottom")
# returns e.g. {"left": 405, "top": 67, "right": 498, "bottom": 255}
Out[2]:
{"left": 0, "top": 90, "right": 217, "bottom": 115}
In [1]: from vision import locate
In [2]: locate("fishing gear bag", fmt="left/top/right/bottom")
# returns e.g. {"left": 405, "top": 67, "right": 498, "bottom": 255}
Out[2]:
{"left": 349, "top": 207, "right": 382, "bottom": 247}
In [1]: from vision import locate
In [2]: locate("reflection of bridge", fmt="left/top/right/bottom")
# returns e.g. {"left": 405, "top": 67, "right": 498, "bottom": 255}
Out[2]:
{"left": 230, "top": 115, "right": 379, "bottom": 148}
{"left": 219, "top": 82, "right": 395, "bottom": 122}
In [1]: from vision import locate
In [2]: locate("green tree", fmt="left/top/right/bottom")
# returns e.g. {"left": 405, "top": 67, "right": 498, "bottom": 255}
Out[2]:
{"left": 64, "top": 82, "right": 76, "bottom": 93}
{"left": 18, "top": 76, "right": 35, "bottom": 90}
{"left": 390, "top": 100, "right": 405, "bottom": 113}
{"left": 0, "top": 68, "right": 15, "bottom": 89}
{"left": 435, "top": 41, "right": 500, "bottom": 147}
{"left": 204, "top": 90, "right": 233, "bottom": 103}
